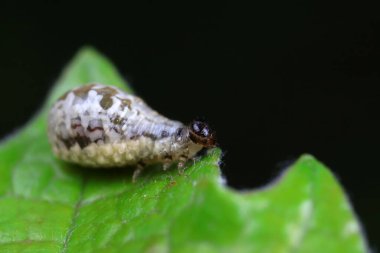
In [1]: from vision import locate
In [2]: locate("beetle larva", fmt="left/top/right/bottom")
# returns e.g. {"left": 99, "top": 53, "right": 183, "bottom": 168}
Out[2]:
{"left": 48, "top": 83, "right": 216, "bottom": 171}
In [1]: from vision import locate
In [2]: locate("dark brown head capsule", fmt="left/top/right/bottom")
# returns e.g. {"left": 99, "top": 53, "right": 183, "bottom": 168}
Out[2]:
{"left": 188, "top": 120, "right": 216, "bottom": 147}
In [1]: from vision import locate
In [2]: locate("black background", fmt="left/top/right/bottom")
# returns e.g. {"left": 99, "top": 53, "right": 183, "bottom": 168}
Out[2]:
{"left": 1, "top": 2, "right": 379, "bottom": 249}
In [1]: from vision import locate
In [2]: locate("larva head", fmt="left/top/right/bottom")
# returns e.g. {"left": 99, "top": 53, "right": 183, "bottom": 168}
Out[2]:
{"left": 188, "top": 120, "right": 216, "bottom": 147}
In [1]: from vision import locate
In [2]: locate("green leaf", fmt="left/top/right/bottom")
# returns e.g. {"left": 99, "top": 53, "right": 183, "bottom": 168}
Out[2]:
{"left": 0, "top": 47, "right": 369, "bottom": 253}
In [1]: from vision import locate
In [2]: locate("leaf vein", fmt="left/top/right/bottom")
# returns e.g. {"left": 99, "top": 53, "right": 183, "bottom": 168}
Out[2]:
{"left": 61, "top": 177, "right": 87, "bottom": 253}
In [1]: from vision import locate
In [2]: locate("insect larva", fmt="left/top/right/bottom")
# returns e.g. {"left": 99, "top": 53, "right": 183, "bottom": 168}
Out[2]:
{"left": 48, "top": 83, "right": 216, "bottom": 172}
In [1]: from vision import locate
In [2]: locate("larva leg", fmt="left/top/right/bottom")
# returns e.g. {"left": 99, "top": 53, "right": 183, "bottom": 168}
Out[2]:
{"left": 191, "top": 156, "right": 199, "bottom": 166}
{"left": 132, "top": 162, "right": 145, "bottom": 183}
{"left": 162, "top": 156, "right": 173, "bottom": 171}
{"left": 163, "top": 162, "right": 171, "bottom": 171}
{"left": 177, "top": 156, "right": 188, "bottom": 174}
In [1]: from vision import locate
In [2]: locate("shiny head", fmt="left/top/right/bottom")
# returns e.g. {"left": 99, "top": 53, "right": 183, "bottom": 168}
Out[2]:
{"left": 188, "top": 120, "right": 216, "bottom": 147}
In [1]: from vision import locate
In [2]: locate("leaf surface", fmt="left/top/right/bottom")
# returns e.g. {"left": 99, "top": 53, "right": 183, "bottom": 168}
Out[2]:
{"left": 0, "top": 48, "right": 369, "bottom": 253}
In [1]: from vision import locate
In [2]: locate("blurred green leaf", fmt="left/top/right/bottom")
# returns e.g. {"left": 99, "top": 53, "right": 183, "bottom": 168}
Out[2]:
{"left": 0, "top": 48, "right": 369, "bottom": 253}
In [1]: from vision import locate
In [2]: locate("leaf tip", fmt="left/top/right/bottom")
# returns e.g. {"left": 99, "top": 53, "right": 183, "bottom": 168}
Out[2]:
{"left": 297, "top": 153, "right": 317, "bottom": 162}
{"left": 71, "top": 46, "right": 104, "bottom": 63}
{"left": 294, "top": 153, "right": 324, "bottom": 170}
{"left": 76, "top": 45, "right": 98, "bottom": 55}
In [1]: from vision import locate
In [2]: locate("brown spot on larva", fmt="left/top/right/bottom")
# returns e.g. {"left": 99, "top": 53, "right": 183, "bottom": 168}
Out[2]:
{"left": 143, "top": 132, "right": 159, "bottom": 140}
{"left": 57, "top": 131, "right": 91, "bottom": 149}
{"left": 87, "top": 120, "right": 105, "bottom": 143}
{"left": 71, "top": 117, "right": 82, "bottom": 129}
{"left": 120, "top": 98, "right": 132, "bottom": 110}
{"left": 111, "top": 126, "right": 121, "bottom": 134}
{"left": 175, "top": 127, "right": 187, "bottom": 141}
{"left": 73, "top": 84, "right": 96, "bottom": 99}
{"left": 74, "top": 134, "right": 92, "bottom": 148}
{"left": 111, "top": 116, "right": 126, "bottom": 126}
{"left": 180, "top": 154, "right": 188, "bottom": 160}
{"left": 100, "top": 95, "right": 113, "bottom": 109}
{"left": 95, "top": 86, "right": 119, "bottom": 96}
{"left": 58, "top": 91, "right": 69, "bottom": 101}
{"left": 93, "top": 86, "right": 121, "bottom": 110}
{"left": 87, "top": 125, "right": 104, "bottom": 132}
{"left": 130, "top": 131, "right": 158, "bottom": 140}
{"left": 71, "top": 124, "right": 82, "bottom": 129}
{"left": 58, "top": 136, "right": 76, "bottom": 149}
{"left": 112, "top": 116, "right": 121, "bottom": 125}
{"left": 161, "top": 130, "right": 169, "bottom": 138}
{"left": 164, "top": 154, "right": 172, "bottom": 160}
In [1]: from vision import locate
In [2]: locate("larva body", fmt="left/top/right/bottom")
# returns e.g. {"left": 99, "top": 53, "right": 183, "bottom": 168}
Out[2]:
{"left": 48, "top": 84, "right": 215, "bottom": 168}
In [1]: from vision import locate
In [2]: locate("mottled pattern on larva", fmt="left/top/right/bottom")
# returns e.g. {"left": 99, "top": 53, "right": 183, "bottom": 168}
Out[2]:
{"left": 48, "top": 84, "right": 203, "bottom": 167}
